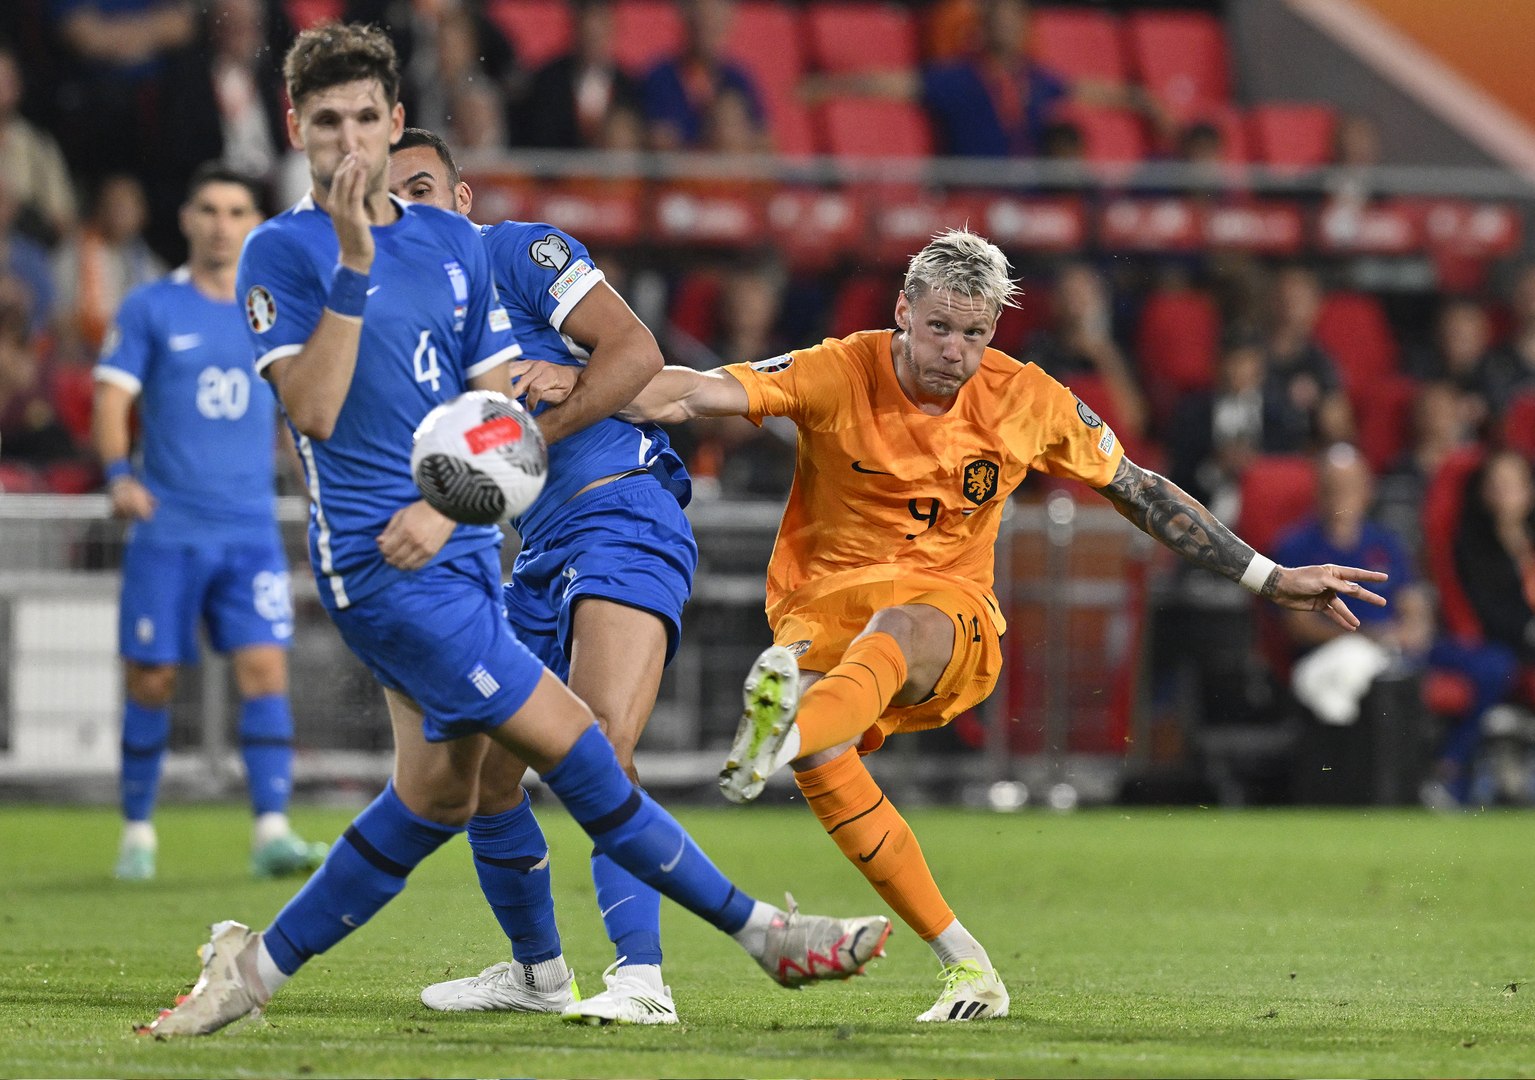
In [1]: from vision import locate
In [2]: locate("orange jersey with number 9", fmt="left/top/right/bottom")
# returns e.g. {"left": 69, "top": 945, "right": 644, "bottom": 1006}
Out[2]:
{"left": 723, "top": 329, "right": 1124, "bottom": 634}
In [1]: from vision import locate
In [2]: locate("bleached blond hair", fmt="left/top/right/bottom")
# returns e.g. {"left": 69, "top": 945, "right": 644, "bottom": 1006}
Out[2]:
{"left": 902, "top": 228, "right": 1019, "bottom": 317}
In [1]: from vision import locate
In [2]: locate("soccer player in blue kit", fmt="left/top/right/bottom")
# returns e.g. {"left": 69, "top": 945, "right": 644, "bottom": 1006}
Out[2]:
{"left": 389, "top": 129, "right": 696, "bottom": 1024}
{"left": 141, "top": 23, "right": 888, "bottom": 1037}
{"left": 93, "top": 163, "right": 327, "bottom": 883}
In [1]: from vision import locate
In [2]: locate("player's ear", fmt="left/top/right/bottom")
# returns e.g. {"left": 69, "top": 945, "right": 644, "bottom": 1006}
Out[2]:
{"left": 390, "top": 101, "right": 405, "bottom": 143}
{"left": 285, "top": 108, "right": 303, "bottom": 151}
{"left": 894, "top": 290, "right": 909, "bottom": 331}
{"left": 455, "top": 181, "right": 473, "bottom": 216}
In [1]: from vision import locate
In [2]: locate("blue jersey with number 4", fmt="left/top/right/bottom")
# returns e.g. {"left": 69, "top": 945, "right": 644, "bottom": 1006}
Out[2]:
{"left": 479, "top": 221, "right": 689, "bottom": 540}
{"left": 237, "top": 194, "right": 522, "bottom": 609}
{"left": 95, "top": 267, "right": 278, "bottom": 546}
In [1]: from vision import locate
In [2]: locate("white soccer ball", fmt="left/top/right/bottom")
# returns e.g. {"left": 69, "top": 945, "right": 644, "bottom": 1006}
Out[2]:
{"left": 411, "top": 390, "right": 547, "bottom": 524}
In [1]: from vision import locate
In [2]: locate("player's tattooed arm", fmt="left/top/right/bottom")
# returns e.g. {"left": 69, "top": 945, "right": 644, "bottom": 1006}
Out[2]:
{"left": 1095, "top": 457, "right": 1274, "bottom": 594}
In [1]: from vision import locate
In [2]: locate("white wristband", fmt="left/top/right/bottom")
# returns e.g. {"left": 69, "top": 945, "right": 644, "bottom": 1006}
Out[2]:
{"left": 1241, "top": 553, "right": 1278, "bottom": 594}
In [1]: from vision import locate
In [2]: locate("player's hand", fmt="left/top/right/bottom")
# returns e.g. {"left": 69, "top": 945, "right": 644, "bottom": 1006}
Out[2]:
{"left": 108, "top": 476, "right": 156, "bottom": 521}
{"left": 330, "top": 152, "right": 375, "bottom": 274}
{"left": 377, "top": 499, "right": 456, "bottom": 570}
{"left": 506, "top": 359, "right": 578, "bottom": 408}
{"left": 1267, "top": 563, "right": 1389, "bottom": 631}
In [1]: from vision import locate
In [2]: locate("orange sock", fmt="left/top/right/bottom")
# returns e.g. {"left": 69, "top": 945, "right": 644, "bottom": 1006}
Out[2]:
{"left": 794, "top": 747, "right": 955, "bottom": 941}
{"left": 794, "top": 632, "right": 908, "bottom": 756}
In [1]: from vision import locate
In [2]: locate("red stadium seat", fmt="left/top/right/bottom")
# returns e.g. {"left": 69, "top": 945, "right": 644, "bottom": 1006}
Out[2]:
{"left": 1056, "top": 103, "right": 1148, "bottom": 164}
{"left": 0, "top": 461, "right": 43, "bottom": 493}
{"left": 991, "top": 283, "right": 1053, "bottom": 356}
{"left": 486, "top": 0, "right": 571, "bottom": 71}
{"left": 667, "top": 272, "right": 723, "bottom": 346}
{"left": 1422, "top": 446, "right": 1487, "bottom": 642}
{"left": 1314, "top": 290, "right": 1399, "bottom": 395}
{"left": 727, "top": 2, "right": 815, "bottom": 156}
{"left": 1236, "top": 455, "right": 1317, "bottom": 557}
{"left": 1353, "top": 373, "right": 1417, "bottom": 473}
{"left": 806, "top": 3, "right": 919, "bottom": 74}
{"left": 1031, "top": 8, "right": 1127, "bottom": 84}
{"left": 611, "top": 0, "right": 683, "bottom": 73}
{"left": 284, "top": 0, "right": 342, "bottom": 31}
{"left": 1248, "top": 103, "right": 1337, "bottom": 171}
{"left": 1499, "top": 391, "right": 1535, "bottom": 459}
{"left": 1124, "top": 11, "right": 1231, "bottom": 118}
{"left": 817, "top": 98, "right": 933, "bottom": 158}
{"left": 1134, "top": 288, "right": 1218, "bottom": 420}
{"left": 829, "top": 275, "right": 892, "bottom": 339}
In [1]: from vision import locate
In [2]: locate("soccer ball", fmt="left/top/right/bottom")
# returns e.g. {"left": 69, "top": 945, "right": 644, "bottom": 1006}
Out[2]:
{"left": 411, "top": 391, "right": 547, "bottom": 524}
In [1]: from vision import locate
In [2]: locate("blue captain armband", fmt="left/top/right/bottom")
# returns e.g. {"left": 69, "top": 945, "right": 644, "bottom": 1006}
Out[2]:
{"left": 326, "top": 265, "right": 370, "bottom": 318}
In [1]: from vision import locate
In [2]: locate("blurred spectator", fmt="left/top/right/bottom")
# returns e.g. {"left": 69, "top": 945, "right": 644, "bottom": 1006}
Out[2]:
{"left": 1167, "top": 333, "right": 1296, "bottom": 518}
{"left": 517, "top": 0, "right": 641, "bottom": 150}
{"left": 807, "top": 0, "right": 1166, "bottom": 159}
{"left": 347, "top": 0, "right": 519, "bottom": 136}
{"left": 1456, "top": 450, "right": 1535, "bottom": 664}
{"left": 1482, "top": 263, "right": 1535, "bottom": 416}
{"left": 1406, "top": 297, "right": 1496, "bottom": 426}
{"left": 1263, "top": 264, "right": 1354, "bottom": 448}
{"left": 1376, "top": 380, "right": 1476, "bottom": 565}
{"left": 1275, "top": 444, "right": 1507, "bottom": 803}
{"left": 643, "top": 0, "right": 768, "bottom": 152}
{"left": 447, "top": 81, "right": 509, "bottom": 153}
{"left": 0, "top": 300, "right": 80, "bottom": 466}
{"left": 1021, "top": 262, "right": 1147, "bottom": 439}
{"left": 203, "top": 0, "right": 287, "bottom": 186}
{"left": 1320, "top": 111, "right": 1383, "bottom": 219}
{"left": 53, "top": 173, "right": 166, "bottom": 355}
{"left": 0, "top": 43, "right": 78, "bottom": 245}
{"left": 0, "top": 175, "right": 56, "bottom": 334}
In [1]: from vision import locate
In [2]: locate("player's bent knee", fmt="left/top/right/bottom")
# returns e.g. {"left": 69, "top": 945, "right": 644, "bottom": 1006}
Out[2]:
{"left": 125, "top": 663, "right": 178, "bottom": 708}
{"left": 231, "top": 647, "right": 289, "bottom": 698}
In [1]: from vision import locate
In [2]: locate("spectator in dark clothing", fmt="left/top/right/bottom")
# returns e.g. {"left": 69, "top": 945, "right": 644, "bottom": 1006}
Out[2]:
{"left": 1405, "top": 296, "right": 1497, "bottom": 428}
{"left": 1263, "top": 264, "right": 1353, "bottom": 448}
{"left": 0, "top": 299, "right": 80, "bottom": 465}
{"left": 1481, "top": 263, "right": 1535, "bottom": 417}
{"left": 804, "top": 0, "right": 1166, "bottom": 159}
{"left": 0, "top": 175, "right": 56, "bottom": 333}
{"left": 642, "top": 0, "right": 767, "bottom": 151}
{"left": 1456, "top": 449, "right": 1535, "bottom": 662}
{"left": 201, "top": 0, "right": 289, "bottom": 188}
{"left": 517, "top": 0, "right": 641, "bottom": 150}
{"left": 1376, "top": 379, "right": 1476, "bottom": 567}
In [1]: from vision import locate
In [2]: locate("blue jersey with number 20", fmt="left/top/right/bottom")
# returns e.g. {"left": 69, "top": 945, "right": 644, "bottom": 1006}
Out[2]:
{"left": 236, "top": 194, "right": 521, "bottom": 609}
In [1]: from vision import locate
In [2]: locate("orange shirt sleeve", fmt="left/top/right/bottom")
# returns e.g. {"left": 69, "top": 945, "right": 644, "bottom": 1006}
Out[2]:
{"left": 1021, "top": 369, "right": 1125, "bottom": 488}
{"left": 722, "top": 338, "right": 861, "bottom": 431}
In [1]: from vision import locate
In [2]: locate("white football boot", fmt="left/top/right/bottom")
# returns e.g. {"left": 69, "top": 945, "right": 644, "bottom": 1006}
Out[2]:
{"left": 138, "top": 921, "right": 271, "bottom": 1037}
{"left": 562, "top": 960, "right": 678, "bottom": 1026}
{"left": 754, "top": 894, "right": 891, "bottom": 988}
{"left": 420, "top": 958, "right": 579, "bottom": 1012}
{"left": 720, "top": 645, "right": 801, "bottom": 804}
{"left": 915, "top": 960, "right": 1010, "bottom": 1022}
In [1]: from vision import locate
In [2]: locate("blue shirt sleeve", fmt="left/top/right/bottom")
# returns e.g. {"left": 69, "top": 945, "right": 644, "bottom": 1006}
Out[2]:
{"left": 94, "top": 286, "right": 155, "bottom": 395}
{"left": 236, "top": 225, "right": 325, "bottom": 375}
{"left": 490, "top": 223, "right": 606, "bottom": 339}
{"left": 456, "top": 222, "right": 522, "bottom": 380}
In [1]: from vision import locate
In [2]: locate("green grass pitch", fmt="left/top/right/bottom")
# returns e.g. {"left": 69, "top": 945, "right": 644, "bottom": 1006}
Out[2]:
{"left": 2, "top": 802, "right": 1534, "bottom": 1078}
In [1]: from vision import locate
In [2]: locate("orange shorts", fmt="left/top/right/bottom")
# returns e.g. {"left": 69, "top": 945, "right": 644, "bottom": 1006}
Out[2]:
{"left": 770, "top": 579, "right": 1003, "bottom": 754}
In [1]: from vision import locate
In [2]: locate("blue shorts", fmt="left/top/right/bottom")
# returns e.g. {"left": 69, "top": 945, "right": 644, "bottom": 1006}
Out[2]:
{"left": 119, "top": 533, "right": 293, "bottom": 664}
{"left": 330, "top": 548, "right": 546, "bottom": 742}
{"left": 506, "top": 473, "right": 697, "bottom": 680}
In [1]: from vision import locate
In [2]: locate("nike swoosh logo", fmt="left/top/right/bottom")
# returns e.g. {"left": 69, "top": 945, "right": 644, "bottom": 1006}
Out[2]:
{"left": 168, "top": 333, "right": 201, "bottom": 351}
{"left": 366, "top": 285, "right": 381, "bottom": 295}
{"left": 341, "top": 913, "right": 360, "bottom": 928}
{"left": 851, "top": 460, "right": 894, "bottom": 475}
{"left": 857, "top": 831, "right": 890, "bottom": 863}
{"left": 599, "top": 895, "right": 634, "bottom": 919}
{"left": 659, "top": 836, "right": 687, "bottom": 873}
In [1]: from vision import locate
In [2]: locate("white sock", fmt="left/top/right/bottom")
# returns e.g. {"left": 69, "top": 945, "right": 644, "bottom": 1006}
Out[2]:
{"left": 770, "top": 725, "right": 803, "bottom": 773}
{"left": 614, "top": 962, "right": 665, "bottom": 994}
{"left": 254, "top": 937, "right": 291, "bottom": 997}
{"left": 253, "top": 812, "right": 292, "bottom": 847}
{"left": 729, "top": 900, "right": 783, "bottom": 957}
{"left": 930, "top": 920, "right": 991, "bottom": 969}
{"left": 524, "top": 955, "right": 572, "bottom": 993}
{"left": 122, "top": 820, "right": 156, "bottom": 849}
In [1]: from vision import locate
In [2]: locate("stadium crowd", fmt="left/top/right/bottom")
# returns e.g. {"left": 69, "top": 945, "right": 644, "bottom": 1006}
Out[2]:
{"left": 0, "top": 0, "right": 1532, "bottom": 802}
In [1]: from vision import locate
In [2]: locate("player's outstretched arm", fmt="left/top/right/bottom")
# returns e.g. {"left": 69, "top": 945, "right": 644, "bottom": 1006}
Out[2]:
{"left": 618, "top": 366, "right": 750, "bottom": 424}
{"left": 1095, "top": 457, "right": 1388, "bottom": 631}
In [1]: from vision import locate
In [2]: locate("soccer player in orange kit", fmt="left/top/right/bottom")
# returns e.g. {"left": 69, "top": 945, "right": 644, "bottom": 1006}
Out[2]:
{"left": 514, "top": 228, "right": 1388, "bottom": 1022}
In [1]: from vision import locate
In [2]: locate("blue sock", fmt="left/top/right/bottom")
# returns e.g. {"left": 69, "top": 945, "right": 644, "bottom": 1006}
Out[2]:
{"left": 542, "top": 725, "right": 755, "bottom": 934}
{"left": 120, "top": 700, "right": 170, "bottom": 822}
{"left": 467, "top": 795, "right": 562, "bottom": 964}
{"left": 263, "top": 781, "right": 460, "bottom": 975}
{"left": 591, "top": 850, "right": 663, "bottom": 966}
{"left": 239, "top": 694, "right": 294, "bottom": 817}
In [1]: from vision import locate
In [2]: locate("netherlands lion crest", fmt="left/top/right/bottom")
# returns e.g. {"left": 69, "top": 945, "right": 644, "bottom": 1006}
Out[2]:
{"left": 963, "top": 459, "right": 999, "bottom": 504}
